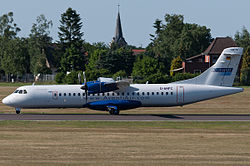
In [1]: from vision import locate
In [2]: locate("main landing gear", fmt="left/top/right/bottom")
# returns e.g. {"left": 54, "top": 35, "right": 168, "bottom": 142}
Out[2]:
{"left": 15, "top": 108, "right": 21, "bottom": 114}
{"left": 107, "top": 106, "right": 120, "bottom": 115}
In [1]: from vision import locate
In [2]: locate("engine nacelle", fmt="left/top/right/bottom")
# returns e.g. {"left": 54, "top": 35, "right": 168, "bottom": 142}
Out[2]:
{"left": 85, "top": 77, "right": 118, "bottom": 94}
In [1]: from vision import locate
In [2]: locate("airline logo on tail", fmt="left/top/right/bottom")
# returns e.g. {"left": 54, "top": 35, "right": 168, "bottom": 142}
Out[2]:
{"left": 212, "top": 68, "right": 233, "bottom": 76}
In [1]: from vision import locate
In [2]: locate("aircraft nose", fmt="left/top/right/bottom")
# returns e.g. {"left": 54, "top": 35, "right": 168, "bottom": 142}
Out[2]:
{"left": 2, "top": 96, "right": 11, "bottom": 105}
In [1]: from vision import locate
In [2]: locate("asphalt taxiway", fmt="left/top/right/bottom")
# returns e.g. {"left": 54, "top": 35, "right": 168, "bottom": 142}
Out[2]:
{"left": 1, "top": 114, "right": 250, "bottom": 121}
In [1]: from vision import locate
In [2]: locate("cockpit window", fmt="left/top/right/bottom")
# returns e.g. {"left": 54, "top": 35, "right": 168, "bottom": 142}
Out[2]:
{"left": 14, "top": 90, "right": 19, "bottom": 93}
{"left": 14, "top": 89, "right": 27, "bottom": 94}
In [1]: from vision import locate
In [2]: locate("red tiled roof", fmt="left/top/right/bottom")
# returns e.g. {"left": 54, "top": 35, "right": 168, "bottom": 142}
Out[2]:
{"left": 132, "top": 49, "right": 146, "bottom": 55}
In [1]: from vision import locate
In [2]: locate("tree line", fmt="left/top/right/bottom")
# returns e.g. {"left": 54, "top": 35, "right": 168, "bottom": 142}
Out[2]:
{"left": 0, "top": 8, "right": 249, "bottom": 85}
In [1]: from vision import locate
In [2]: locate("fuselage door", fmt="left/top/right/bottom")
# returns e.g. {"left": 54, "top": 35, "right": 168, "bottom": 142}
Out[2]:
{"left": 177, "top": 86, "right": 184, "bottom": 105}
{"left": 48, "top": 91, "right": 58, "bottom": 103}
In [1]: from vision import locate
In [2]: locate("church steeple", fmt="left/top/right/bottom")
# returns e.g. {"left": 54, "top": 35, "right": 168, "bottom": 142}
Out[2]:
{"left": 111, "top": 5, "right": 127, "bottom": 47}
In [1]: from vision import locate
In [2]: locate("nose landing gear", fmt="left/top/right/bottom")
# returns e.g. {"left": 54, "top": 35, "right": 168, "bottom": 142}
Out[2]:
{"left": 15, "top": 108, "right": 21, "bottom": 114}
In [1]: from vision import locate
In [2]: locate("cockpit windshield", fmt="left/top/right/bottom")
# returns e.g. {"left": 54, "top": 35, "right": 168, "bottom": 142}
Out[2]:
{"left": 13, "top": 89, "right": 27, "bottom": 94}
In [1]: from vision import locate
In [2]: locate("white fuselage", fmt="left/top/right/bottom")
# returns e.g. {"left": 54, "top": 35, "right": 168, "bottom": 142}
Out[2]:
{"left": 2, "top": 83, "right": 243, "bottom": 110}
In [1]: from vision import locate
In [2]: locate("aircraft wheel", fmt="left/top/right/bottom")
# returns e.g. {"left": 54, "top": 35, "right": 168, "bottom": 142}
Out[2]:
{"left": 113, "top": 110, "right": 120, "bottom": 115}
{"left": 15, "top": 108, "right": 21, "bottom": 114}
{"left": 109, "top": 109, "right": 114, "bottom": 115}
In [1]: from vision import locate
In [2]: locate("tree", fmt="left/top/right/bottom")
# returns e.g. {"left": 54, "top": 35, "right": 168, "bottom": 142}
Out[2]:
{"left": 0, "top": 12, "right": 24, "bottom": 81}
{"left": 98, "top": 48, "right": 135, "bottom": 75}
{"left": 85, "top": 48, "right": 111, "bottom": 81}
{"left": 147, "top": 13, "right": 211, "bottom": 74}
{"left": 60, "top": 44, "right": 85, "bottom": 72}
{"left": 28, "top": 14, "right": 53, "bottom": 75}
{"left": 235, "top": 27, "right": 250, "bottom": 52}
{"left": 85, "top": 47, "right": 135, "bottom": 81}
{"left": 132, "top": 55, "right": 168, "bottom": 83}
{"left": 58, "top": 8, "right": 85, "bottom": 72}
{"left": 0, "top": 12, "right": 20, "bottom": 39}
{"left": 170, "top": 56, "right": 182, "bottom": 76}
{"left": 1, "top": 38, "right": 29, "bottom": 77}
{"left": 0, "top": 12, "right": 21, "bottom": 64}
{"left": 240, "top": 46, "right": 250, "bottom": 85}
{"left": 58, "top": 7, "right": 83, "bottom": 49}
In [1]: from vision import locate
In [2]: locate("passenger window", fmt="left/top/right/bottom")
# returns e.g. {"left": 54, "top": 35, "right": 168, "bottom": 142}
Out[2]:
{"left": 132, "top": 92, "right": 135, "bottom": 95}
{"left": 122, "top": 92, "right": 124, "bottom": 96}
{"left": 137, "top": 92, "right": 140, "bottom": 95}
{"left": 156, "top": 92, "right": 159, "bottom": 95}
{"left": 117, "top": 92, "right": 120, "bottom": 96}
{"left": 147, "top": 92, "right": 149, "bottom": 95}
{"left": 127, "top": 92, "right": 129, "bottom": 95}
{"left": 161, "top": 92, "right": 164, "bottom": 95}
{"left": 59, "top": 93, "right": 62, "bottom": 96}
{"left": 83, "top": 93, "right": 85, "bottom": 96}
{"left": 142, "top": 92, "right": 145, "bottom": 95}
{"left": 102, "top": 93, "right": 105, "bottom": 96}
{"left": 78, "top": 93, "right": 80, "bottom": 96}
{"left": 152, "top": 92, "right": 154, "bottom": 95}
{"left": 171, "top": 92, "right": 173, "bottom": 95}
{"left": 24, "top": 90, "right": 27, "bottom": 94}
{"left": 112, "top": 93, "right": 115, "bottom": 96}
{"left": 64, "top": 93, "right": 66, "bottom": 96}
{"left": 73, "top": 93, "right": 76, "bottom": 96}
{"left": 97, "top": 93, "right": 100, "bottom": 96}
{"left": 69, "top": 93, "right": 71, "bottom": 96}
{"left": 166, "top": 92, "right": 168, "bottom": 95}
{"left": 107, "top": 93, "right": 109, "bottom": 96}
{"left": 54, "top": 93, "right": 57, "bottom": 97}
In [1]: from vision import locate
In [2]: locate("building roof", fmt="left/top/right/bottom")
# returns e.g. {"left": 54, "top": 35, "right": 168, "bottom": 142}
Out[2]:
{"left": 203, "top": 37, "right": 237, "bottom": 55}
{"left": 132, "top": 49, "right": 146, "bottom": 55}
{"left": 186, "top": 37, "right": 237, "bottom": 61}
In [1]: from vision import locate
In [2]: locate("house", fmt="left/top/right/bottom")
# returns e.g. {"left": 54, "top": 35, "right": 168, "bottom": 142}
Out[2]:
{"left": 183, "top": 37, "right": 237, "bottom": 73}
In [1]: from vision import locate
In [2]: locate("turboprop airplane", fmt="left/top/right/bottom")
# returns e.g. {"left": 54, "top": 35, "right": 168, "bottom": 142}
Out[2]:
{"left": 2, "top": 47, "right": 244, "bottom": 115}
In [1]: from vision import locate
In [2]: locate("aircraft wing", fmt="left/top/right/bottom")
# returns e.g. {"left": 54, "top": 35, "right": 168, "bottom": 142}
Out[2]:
{"left": 104, "top": 80, "right": 130, "bottom": 91}
{"left": 116, "top": 80, "right": 130, "bottom": 90}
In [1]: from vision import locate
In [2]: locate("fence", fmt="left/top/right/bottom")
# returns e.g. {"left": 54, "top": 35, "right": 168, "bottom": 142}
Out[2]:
{"left": 0, "top": 74, "right": 56, "bottom": 83}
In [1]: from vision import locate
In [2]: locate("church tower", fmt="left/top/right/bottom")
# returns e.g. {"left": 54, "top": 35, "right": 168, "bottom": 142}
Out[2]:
{"left": 111, "top": 5, "right": 127, "bottom": 47}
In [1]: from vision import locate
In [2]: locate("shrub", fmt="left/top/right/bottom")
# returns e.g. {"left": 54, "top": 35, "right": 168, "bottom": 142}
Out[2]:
{"left": 55, "top": 72, "right": 65, "bottom": 83}
{"left": 240, "top": 68, "right": 250, "bottom": 86}
{"left": 171, "top": 73, "right": 198, "bottom": 82}
{"left": 64, "top": 71, "right": 79, "bottom": 84}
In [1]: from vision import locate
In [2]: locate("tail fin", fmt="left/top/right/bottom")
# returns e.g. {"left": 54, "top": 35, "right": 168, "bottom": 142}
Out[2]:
{"left": 175, "top": 47, "right": 243, "bottom": 87}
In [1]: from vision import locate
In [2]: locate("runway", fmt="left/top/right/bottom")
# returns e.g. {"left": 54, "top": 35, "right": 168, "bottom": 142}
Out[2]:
{"left": 1, "top": 114, "right": 250, "bottom": 121}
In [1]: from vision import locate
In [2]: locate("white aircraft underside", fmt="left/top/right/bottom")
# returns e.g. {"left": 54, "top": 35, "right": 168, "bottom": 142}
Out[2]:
{"left": 2, "top": 47, "right": 244, "bottom": 115}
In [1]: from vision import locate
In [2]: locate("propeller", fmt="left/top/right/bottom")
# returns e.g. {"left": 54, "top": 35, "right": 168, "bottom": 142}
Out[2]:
{"left": 82, "top": 71, "right": 88, "bottom": 103}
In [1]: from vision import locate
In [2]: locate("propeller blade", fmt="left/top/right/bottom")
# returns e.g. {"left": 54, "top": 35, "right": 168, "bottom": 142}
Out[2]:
{"left": 78, "top": 72, "right": 81, "bottom": 84}
{"left": 83, "top": 72, "right": 86, "bottom": 85}
{"left": 83, "top": 71, "right": 88, "bottom": 103}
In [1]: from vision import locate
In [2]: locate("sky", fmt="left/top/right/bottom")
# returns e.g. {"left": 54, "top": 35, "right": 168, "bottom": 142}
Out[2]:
{"left": 1, "top": 0, "right": 249, "bottom": 47}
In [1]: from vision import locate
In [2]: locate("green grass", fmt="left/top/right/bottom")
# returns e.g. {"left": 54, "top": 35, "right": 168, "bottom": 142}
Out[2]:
{"left": 1, "top": 121, "right": 250, "bottom": 131}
